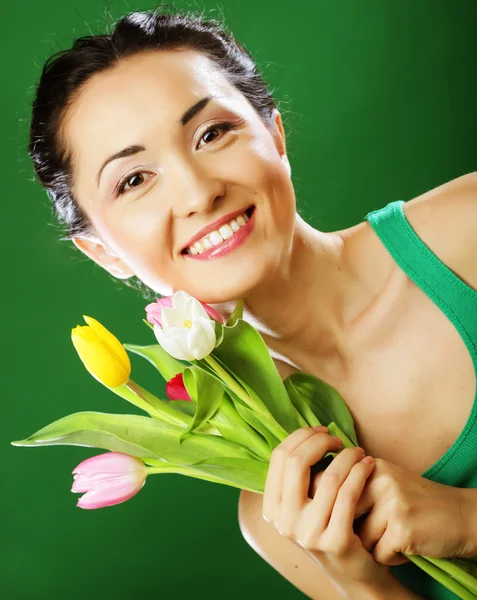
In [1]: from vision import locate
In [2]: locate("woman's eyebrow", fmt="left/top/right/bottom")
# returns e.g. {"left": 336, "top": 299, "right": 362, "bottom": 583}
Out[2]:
{"left": 96, "top": 95, "right": 215, "bottom": 187}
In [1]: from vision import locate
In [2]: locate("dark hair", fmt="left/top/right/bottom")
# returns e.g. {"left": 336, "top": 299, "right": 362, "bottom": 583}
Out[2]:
{"left": 29, "top": 5, "right": 285, "bottom": 299}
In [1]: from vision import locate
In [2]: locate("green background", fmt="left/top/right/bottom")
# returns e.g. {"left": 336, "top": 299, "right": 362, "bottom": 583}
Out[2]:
{"left": 3, "top": 1, "right": 476, "bottom": 599}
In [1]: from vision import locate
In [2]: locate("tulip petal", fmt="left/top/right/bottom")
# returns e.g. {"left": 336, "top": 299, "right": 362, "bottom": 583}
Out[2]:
{"left": 71, "top": 473, "right": 91, "bottom": 492}
{"left": 71, "top": 329, "right": 130, "bottom": 387}
{"left": 201, "top": 303, "right": 224, "bottom": 324}
{"left": 171, "top": 290, "right": 191, "bottom": 311}
{"left": 156, "top": 297, "right": 173, "bottom": 309}
{"left": 189, "top": 297, "right": 210, "bottom": 322}
{"left": 73, "top": 452, "right": 146, "bottom": 476}
{"left": 71, "top": 453, "right": 147, "bottom": 510}
{"left": 76, "top": 476, "right": 146, "bottom": 509}
{"left": 188, "top": 317, "right": 216, "bottom": 359}
{"left": 161, "top": 307, "right": 190, "bottom": 330}
{"left": 165, "top": 373, "right": 192, "bottom": 401}
{"left": 154, "top": 324, "right": 194, "bottom": 361}
{"left": 82, "top": 316, "right": 131, "bottom": 370}
{"left": 145, "top": 297, "right": 174, "bottom": 328}
{"left": 145, "top": 304, "right": 163, "bottom": 327}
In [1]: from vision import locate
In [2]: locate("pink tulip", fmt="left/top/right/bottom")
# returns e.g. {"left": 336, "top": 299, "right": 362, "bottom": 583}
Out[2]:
{"left": 146, "top": 295, "right": 224, "bottom": 328}
{"left": 71, "top": 452, "right": 147, "bottom": 509}
{"left": 165, "top": 372, "right": 192, "bottom": 401}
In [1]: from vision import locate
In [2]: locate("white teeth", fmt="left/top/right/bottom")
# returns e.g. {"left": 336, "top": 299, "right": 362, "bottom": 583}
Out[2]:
{"left": 184, "top": 209, "right": 252, "bottom": 255}
{"left": 219, "top": 224, "right": 234, "bottom": 240}
{"left": 209, "top": 231, "right": 223, "bottom": 246}
{"left": 194, "top": 241, "right": 205, "bottom": 253}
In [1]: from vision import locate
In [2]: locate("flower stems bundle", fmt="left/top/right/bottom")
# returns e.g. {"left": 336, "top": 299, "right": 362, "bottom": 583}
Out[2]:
{"left": 11, "top": 291, "right": 477, "bottom": 599}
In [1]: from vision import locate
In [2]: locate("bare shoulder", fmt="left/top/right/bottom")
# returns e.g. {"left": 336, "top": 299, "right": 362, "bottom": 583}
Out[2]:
{"left": 402, "top": 171, "right": 477, "bottom": 289}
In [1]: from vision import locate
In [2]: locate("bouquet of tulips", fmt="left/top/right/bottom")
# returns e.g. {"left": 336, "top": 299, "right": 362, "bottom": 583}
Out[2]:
{"left": 12, "top": 291, "right": 477, "bottom": 599}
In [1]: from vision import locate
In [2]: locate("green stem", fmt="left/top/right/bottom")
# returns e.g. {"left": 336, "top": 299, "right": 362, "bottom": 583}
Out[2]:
{"left": 204, "top": 354, "right": 288, "bottom": 441}
{"left": 111, "top": 380, "right": 192, "bottom": 428}
{"left": 204, "top": 355, "right": 254, "bottom": 408}
{"left": 421, "top": 556, "right": 477, "bottom": 596}
{"left": 405, "top": 555, "right": 477, "bottom": 600}
{"left": 326, "top": 422, "right": 356, "bottom": 449}
{"left": 209, "top": 394, "right": 271, "bottom": 461}
{"left": 145, "top": 465, "right": 260, "bottom": 493}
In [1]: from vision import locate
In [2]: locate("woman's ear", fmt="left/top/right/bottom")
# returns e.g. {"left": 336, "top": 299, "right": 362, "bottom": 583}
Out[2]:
{"left": 71, "top": 237, "right": 135, "bottom": 279}
{"left": 272, "top": 108, "right": 291, "bottom": 177}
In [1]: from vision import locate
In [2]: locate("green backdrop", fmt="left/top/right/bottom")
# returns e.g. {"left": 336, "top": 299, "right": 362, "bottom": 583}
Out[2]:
{"left": 3, "top": 1, "right": 476, "bottom": 599}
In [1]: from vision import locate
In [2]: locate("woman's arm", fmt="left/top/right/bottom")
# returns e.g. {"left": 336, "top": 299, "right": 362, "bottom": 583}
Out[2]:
{"left": 346, "top": 579, "right": 423, "bottom": 600}
{"left": 238, "top": 489, "right": 345, "bottom": 600}
{"left": 318, "top": 565, "right": 424, "bottom": 600}
{"left": 459, "top": 488, "right": 477, "bottom": 558}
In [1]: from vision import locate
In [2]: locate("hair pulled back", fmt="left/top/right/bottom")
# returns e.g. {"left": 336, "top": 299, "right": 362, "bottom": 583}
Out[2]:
{"left": 28, "top": 5, "right": 280, "bottom": 297}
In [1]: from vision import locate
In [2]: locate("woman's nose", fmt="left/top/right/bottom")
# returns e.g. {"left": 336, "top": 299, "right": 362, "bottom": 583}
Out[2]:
{"left": 169, "top": 160, "right": 226, "bottom": 218}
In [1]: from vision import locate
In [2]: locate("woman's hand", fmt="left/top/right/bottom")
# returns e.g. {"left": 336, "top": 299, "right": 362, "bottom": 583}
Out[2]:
{"left": 262, "top": 426, "right": 393, "bottom": 595}
{"left": 343, "top": 458, "right": 472, "bottom": 565}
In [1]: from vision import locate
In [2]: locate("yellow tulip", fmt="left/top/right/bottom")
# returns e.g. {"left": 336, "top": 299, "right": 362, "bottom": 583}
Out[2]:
{"left": 71, "top": 316, "right": 131, "bottom": 387}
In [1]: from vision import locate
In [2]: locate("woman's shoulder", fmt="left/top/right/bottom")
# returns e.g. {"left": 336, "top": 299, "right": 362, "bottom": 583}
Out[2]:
{"left": 398, "top": 171, "right": 477, "bottom": 290}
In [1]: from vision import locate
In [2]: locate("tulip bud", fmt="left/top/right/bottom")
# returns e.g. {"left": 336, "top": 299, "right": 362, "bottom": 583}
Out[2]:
{"left": 146, "top": 293, "right": 224, "bottom": 327}
{"left": 72, "top": 452, "right": 147, "bottom": 509}
{"left": 147, "top": 291, "right": 217, "bottom": 361}
{"left": 165, "top": 373, "right": 192, "bottom": 401}
{"left": 71, "top": 316, "right": 131, "bottom": 387}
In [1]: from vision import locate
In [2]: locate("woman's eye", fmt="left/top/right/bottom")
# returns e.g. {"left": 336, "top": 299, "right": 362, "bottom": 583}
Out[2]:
{"left": 115, "top": 171, "right": 153, "bottom": 197}
{"left": 197, "top": 121, "right": 234, "bottom": 149}
{"left": 114, "top": 122, "right": 235, "bottom": 197}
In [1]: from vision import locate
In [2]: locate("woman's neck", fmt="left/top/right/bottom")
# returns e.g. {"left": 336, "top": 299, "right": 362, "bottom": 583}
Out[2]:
{"left": 213, "top": 214, "right": 377, "bottom": 382}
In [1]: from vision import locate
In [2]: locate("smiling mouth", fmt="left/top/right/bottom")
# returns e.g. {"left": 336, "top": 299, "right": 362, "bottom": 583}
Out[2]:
{"left": 181, "top": 205, "right": 255, "bottom": 255}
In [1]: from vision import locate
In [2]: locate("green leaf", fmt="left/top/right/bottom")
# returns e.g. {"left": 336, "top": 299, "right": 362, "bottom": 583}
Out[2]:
{"left": 284, "top": 373, "right": 358, "bottom": 446}
{"left": 208, "top": 393, "right": 272, "bottom": 461}
{"left": 190, "top": 457, "right": 268, "bottom": 493}
{"left": 214, "top": 320, "right": 224, "bottom": 347}
{"left": 206, "top": 354, "right": 290, "bottom": 441}
{"left": 11, "top": 411, "right": 256, "bottom": 465}
{"left": 284, "top": 376, "right": 322, "bottom": 427}
{"left": 225, "top": 299, "right": 244, "bottom": 327}
{"left": 143, "top": 456, "right": 267, "bottom": 493}
{"left": 166, "top": 400, "right": 221, "bottom": 436}
{"left": 123, "top": 343, "right": 187, "bottom": 382}
{"left": 228, "top": 395, "right": 281, "bottom": 450}
{"left": 212, "top": 319, "right": 304, "bottom": 434}
{"left": 114, "top": 381, "right": 191, "bottom": 428}
{"left": 179, "top": 367, "right": 224, "bottom": 443}
{"left": 142, "top": 319, "right": 155, "bottom": 331}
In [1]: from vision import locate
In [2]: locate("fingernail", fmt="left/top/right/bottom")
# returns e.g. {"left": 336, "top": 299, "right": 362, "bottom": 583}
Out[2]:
{"left": 313, "top": 426, "right": 328, "bottom": 432}
{"left": 360, "top": 456, "right": 374, "bottom": 464}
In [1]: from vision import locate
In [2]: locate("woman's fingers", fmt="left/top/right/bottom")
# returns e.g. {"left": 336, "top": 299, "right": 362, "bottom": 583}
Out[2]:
{"left": 281, "top": 433, "right": 343, "bottom": 511}
{"left": 298, "top": 447, "right": 366, "bottom": 545}
{"left": 263, "top": 427, "right": 324, "bottom": 522}
{"left": 276, "top": 432, "right": 342, "bottom": 535}
{"left": 321, "top": 456, "right": 376, "bottom": 554}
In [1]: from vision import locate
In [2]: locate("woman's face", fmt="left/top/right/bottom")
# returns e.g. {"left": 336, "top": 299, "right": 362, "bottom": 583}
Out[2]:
{"left": 64, "top": 49, "right": 296, "bottom": 302}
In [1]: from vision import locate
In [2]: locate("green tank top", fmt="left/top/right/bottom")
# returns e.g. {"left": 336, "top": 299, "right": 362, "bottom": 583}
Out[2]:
{"left": 364, "top": 200, "right": 477, "bottom": 600}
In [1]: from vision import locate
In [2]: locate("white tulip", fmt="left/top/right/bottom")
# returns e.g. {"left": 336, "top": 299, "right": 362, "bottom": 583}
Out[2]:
{"left": 153, "top": 291, "right": 217, "bottom": 361}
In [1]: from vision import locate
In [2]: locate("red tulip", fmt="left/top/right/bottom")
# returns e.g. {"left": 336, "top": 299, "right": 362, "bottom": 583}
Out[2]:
{"left": 165, "top": 373, "right": 192, "bottom": 401}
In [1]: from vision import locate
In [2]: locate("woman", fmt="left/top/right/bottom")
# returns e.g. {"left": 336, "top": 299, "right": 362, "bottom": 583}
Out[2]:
{"left": 28, "top": 7, "right": 477, "bottom": 600}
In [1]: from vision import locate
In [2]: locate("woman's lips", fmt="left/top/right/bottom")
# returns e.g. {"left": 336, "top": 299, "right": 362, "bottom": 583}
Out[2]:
{"left": 183, "top": 206, "right": 256, "bottom": 261}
